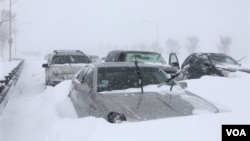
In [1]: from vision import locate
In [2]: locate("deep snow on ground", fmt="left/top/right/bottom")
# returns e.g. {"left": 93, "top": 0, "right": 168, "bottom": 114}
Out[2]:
{"left": 0, "top": 56, "right": 249, "bottom": 141}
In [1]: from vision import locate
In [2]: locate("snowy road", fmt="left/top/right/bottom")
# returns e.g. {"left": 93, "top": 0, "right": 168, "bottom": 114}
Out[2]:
{"left": 0, "top": 58, "right": 47, "bottom": 141}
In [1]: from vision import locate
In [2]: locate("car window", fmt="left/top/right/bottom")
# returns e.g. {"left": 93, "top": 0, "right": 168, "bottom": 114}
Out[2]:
{"left": 97, "top": 67, "right": 167, "bottom": 92}
{"left": 76, "top": 66, "right": 89, "bottom": 83}
{"left": 82, "top": 67, "right": 94, "bottom": 88}
{"left": 125, "top": 53, "right": 166, "bottom": 65}
{"left": 105, "top": 51, "right": 119, "bottom": 62}
{"left": 182, "top": 54, "right": 194, "bottom": 68}
{"left": 210, "top": 55, "right": 238, "bottom": 65}
{"left": 51, "top": 56, "right": 70, "bottom": 64}
{"left": 184, "top": 55, "right": 199, "bottom": 66}
{"left": 117, "top": 52, "right": 126, "bottom": 61}
{"left": 200, "top": 55, "right": 210, "bottom": 65}
{"left": 69, "top": 55, "right": 90, "bottom": 63}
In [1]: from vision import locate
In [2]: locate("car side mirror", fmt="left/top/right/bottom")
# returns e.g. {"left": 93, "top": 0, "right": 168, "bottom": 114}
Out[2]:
{"left": 42, "top": 64, "right": 49, "bottom": 68}
{"left": 204, "top": 63, "right": 210, "bottom": 67}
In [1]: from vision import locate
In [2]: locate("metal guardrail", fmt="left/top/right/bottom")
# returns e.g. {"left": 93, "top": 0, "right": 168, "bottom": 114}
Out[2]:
{"left": 0, "top": 59, "right": 24, "bottom": 114}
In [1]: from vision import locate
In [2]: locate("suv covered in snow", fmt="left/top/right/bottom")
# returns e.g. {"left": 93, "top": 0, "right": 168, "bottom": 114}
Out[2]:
{"left": 42, "top": 50, "right": 90, "bottom": 86}
{"left": 169, "top": 52, "right": 250, "bottom": 79}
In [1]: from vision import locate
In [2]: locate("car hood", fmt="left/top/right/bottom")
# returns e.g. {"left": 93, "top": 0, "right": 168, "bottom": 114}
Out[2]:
{"left": 93, "top": 91, "right": 218, "bottom": 122}
{"left": 137, "top": 62, "right": 178, "bottom": 74}
{"left": 49, "top": 64, "right": 86, "bottom": 75}
{"left": 215, "top": 64, "right": 250, "bottom": 73}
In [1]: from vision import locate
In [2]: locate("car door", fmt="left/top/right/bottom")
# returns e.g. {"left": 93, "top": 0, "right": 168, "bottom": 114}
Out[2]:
{"left": 72, "top": 66, "right": 89, "bottom": 92}
{"left": 199, "top": 54, "right": 212, "bottom": 75}
{"left": 71, "top": 66, "right": 90, "bottom": 116}
{"left": 169, "top": 53, "right": 180, "bottom": 69}
{"left": 185, "top": 55, "right": 204, "bottom": 79}
{"left": 188, "top": 54, "right": 213, "bottom": 78}
{"left": 74, "top": 66, "right": 95, "bottom": 117}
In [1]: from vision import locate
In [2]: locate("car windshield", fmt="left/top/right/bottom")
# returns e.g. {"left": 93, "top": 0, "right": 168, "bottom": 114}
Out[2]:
{"left": 97, "top": 67, "right": 168, "bottom": 92}
{"left": 51, "top": 55, "right": 90, "bottom": 64}
{"left": 125, "top": 53, "right": 166, "bottom": 65}
{"left": 209, "top": 54, "right": 239, "bottom": 66}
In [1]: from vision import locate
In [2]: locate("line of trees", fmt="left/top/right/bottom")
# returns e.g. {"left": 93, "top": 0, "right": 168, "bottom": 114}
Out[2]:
{"left": 164, "top": 35, "right": 232, "bottom": 55}
{"left": 0, "top": 2, "right": 16, "bottom": 59}
{"left": 0, "top": 9, "right": 9, "bottom": 58}
{"left": 217, "top": 36, "right": 232, "bottom": 54}
{"left": 105, "top": 35, "right": 232, "bottom": 56}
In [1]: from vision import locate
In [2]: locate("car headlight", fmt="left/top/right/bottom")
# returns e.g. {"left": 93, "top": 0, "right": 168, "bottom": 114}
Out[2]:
{"left": 107, "top": 112, "right": 126, "bottom": 123}
{"left": 221, "top": 68, "right": 236, "bottom": 77}
{"left": 221, "top": 69, "right": 230, "bottom": 77}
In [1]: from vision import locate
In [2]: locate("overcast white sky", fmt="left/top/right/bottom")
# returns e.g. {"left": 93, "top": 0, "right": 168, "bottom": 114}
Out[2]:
{"left": 1, "top": 0, "right": 249, "bottom": 61}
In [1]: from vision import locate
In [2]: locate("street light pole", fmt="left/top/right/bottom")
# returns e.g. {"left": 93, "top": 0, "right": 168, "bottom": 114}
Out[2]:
{"left": 142, "top": 20, "right": 159, "bottom": 45}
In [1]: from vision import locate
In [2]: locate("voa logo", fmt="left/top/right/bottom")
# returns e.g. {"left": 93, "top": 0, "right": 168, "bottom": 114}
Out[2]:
{"left": 226, "top": 129, "right": 247, "bottom": 136}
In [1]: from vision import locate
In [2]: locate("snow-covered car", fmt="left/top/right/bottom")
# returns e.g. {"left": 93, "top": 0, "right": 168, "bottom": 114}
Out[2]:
{"left": 169, "top": 52, "right": 250, "bottom": 79}
{"left": 42, "top": 50, "right": 90, "bottom": 86}
{"left": 104, "top": 50, "right": 179, "bottom": 76}
{"left": 69, "top": 62, "right": 219, "bottom": 123}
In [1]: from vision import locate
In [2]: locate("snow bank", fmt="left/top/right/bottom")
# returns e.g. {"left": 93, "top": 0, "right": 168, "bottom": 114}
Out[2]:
{"left": 1, "top": 62, "right": 249, "bottom": 141}
{"left": 185, "top": 75, "right": 250, "bottom": 118}
{"left": 44, "top": 75, "right": 249, "bottom": 141}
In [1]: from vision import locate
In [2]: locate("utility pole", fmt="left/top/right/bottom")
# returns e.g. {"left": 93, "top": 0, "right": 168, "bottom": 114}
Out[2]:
{"left": 142, "top": 20, "right": 159, "bottom": 45}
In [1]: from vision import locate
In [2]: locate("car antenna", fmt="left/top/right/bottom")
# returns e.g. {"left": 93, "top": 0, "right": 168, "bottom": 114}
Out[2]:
{"left": 156, "top": 53, "right": 161, "bottom": 60}
{"left": 237, "top": 56, "right": 247, "bottom": 63}
{"left": 134, "top": 54, "right": 144, "bottom": 93}
{"left": 156, "top": 53, "right": 164, "bottom": 64}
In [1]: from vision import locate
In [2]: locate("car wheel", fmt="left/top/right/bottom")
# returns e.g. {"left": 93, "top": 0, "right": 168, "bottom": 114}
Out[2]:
{"left": 107, "top": 112, "right": 126, "bottom": 123}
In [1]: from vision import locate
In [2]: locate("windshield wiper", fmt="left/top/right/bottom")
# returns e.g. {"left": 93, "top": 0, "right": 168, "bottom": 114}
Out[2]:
{"left": 237, "top": 56, "right": 247, "bottom": 63}
{"left": 156, "top": 53, "right": 165, "bottom": 65}
{"left": 135, "top": 59, "right": 144, "bottom": 93}
{"left": 156, "top": 53, "right": 161, "bottom": 60}
{"left": 133, "top": 54, "right": 144, "bottom": 111}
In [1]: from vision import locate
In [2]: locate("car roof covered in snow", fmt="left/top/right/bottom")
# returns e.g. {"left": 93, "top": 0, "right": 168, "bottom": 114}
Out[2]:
{"left": 88, "top": 62, "right": 163, "bottom": 68}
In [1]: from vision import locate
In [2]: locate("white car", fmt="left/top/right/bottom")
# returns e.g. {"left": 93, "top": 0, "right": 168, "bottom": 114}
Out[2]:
{"left": 42, "top": 50, "right": 90, "bottom": 86}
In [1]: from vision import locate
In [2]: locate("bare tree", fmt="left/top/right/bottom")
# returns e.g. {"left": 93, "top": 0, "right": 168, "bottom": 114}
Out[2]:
{"left": 165, "top": 38, "right": 181, "bottom": 54}
{"left": 0, "top": 10, "right": 9, "bottom": 58}
{"left": 0, "top": 9, "right": 16, "bottom": 59}
{"left": 0, "top": 10, "right": 9, "bottom": 25}
{"left": 217, "top": 36, "right": 232, "bottom": 54}
{"left": 186, "top": 36, "right": 199, "bottom": 54}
